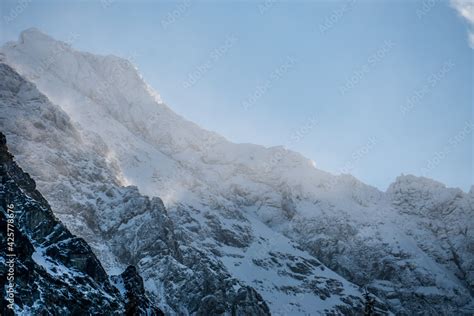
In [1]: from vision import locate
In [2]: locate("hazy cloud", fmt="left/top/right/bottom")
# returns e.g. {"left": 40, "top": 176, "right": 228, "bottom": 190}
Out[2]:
{"left": 451, "top": 0, "right": 474, "bottom": 48}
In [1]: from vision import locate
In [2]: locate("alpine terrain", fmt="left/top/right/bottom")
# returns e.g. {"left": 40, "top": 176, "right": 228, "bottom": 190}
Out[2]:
{"left": 0, "top": 131, "right": 163, "bottom": 315}
{"left": 0, "top": 28, "right": 472, "bottom": 314}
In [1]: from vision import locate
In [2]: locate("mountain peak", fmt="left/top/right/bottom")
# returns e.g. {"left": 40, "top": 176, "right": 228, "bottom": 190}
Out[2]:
{"left": 387, "top": 173, "right": 470, "bottom": 195}
{"left": 17, "top": 27, "right": 67, "bottom": 49}
{"left": 389, "top": 174, "right": 446, "bottom": 189}
{"left": 2, "top": 28, "right": 472, "bottom": 315}
{"left": 20, "top": 27, "right": 48, "bottom": 39}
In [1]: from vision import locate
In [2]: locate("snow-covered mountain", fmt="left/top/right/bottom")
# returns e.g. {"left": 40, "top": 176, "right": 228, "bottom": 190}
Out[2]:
{"left": 0, "top": 131, "right": 163, "bottom": 315}
{"left": 0, "top": 62, "right": 273, "bottom": 315}
{"left": 0, "top": 28, "right": 472, "bottom": 314}
{"left": 0, "top": 57, "right": 371, "bottom": 315}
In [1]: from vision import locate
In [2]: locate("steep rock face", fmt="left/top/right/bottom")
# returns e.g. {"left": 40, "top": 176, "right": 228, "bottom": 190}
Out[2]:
{"left": 0, "top": 62, "right": 272, "bottom": 315}
{"left": 1, "top": 28, "right": 472, "bottom": 314}
{"left": 112, "top": 265, "right": 165, "bottom": 316}
{"left": 0, "top": 32, "right": 376, "bottom": 315}
{"left": 0, "top": 132, "right": 161, "bottom": 314}
{"left": 387, "top": 175, "right": 474, "bottom": 295}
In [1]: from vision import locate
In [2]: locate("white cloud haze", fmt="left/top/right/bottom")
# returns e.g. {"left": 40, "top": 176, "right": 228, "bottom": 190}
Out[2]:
{"left": 451, "top": 0, "right": 474, "bottom": 48}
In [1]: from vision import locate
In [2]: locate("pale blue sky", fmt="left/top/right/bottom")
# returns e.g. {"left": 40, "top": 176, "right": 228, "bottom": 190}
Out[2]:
{"left": 1, "top": 0, "right": 472, "bottom": 191}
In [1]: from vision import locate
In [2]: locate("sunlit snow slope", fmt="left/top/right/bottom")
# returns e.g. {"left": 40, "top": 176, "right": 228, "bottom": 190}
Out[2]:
{"left": 1, "top": 28, "right": 472, "bottom": 314}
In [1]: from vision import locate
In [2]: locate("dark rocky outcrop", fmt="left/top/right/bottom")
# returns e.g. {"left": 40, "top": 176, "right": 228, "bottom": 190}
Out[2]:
{"left": 112, "top": 265, "right": 164, "bottom": 316}
{"left": 0, "top": 132, "right": 162, "bottom": 315}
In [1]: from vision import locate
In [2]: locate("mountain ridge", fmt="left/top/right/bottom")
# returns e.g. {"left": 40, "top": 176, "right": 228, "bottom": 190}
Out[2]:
{"left": 1, "top": 28, "right": 472, "bottom": 314}
{"left": 10, "top": 27, "right": 472, "bottom": 195}
{"left": 4, "top": 27, "right": 469, "bottom": 194}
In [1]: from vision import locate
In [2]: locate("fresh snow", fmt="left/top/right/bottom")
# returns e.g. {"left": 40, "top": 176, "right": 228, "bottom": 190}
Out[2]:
{"left": 1, "top": 28, "right": 472, "bottom": 314}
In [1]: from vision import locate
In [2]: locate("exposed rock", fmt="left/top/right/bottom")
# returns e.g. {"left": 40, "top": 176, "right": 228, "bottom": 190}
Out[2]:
{"left": 2, "top": 28, "right": 472, "bottom": 314}
{"left": 0, "top": 62, "right": 272, "bottom": 315}
{"left": 112, "top": 265, "right": 164, "bottom": 316}
{"left": 0, "top": 133, "right": 107, "bottom": 314}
